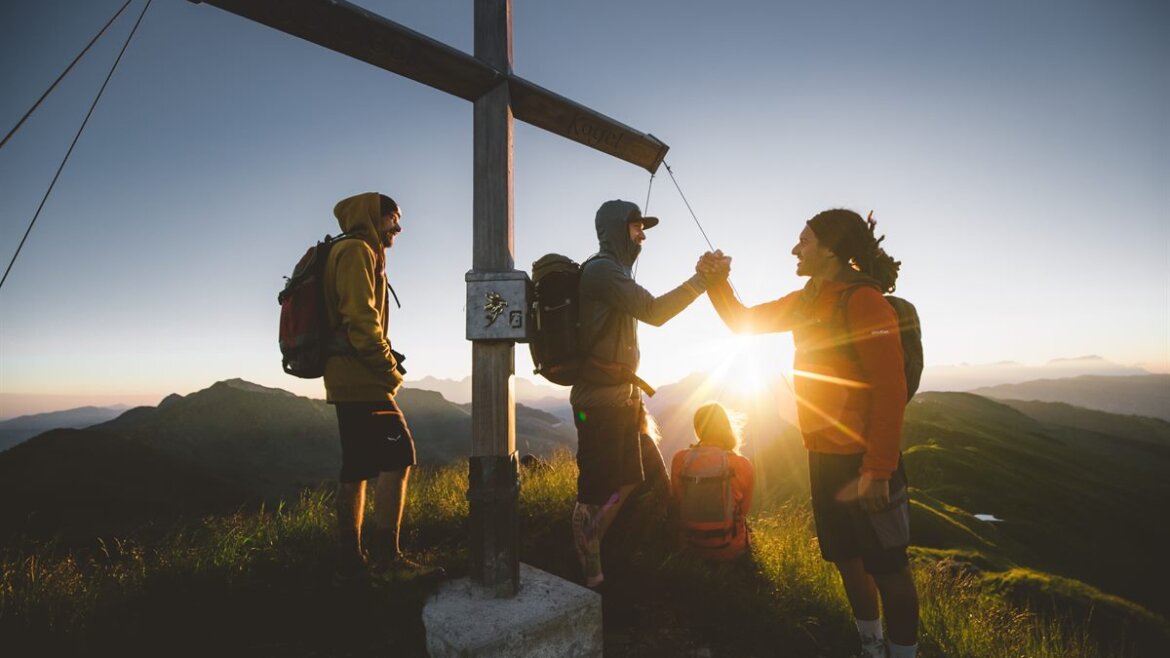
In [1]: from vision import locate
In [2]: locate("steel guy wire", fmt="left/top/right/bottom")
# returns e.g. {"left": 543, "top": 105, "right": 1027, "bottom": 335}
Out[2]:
{"left": 660, "top": 160, "right": 739, "bottom": 297}
{"left": 0, "top": 0, "right": 133, "bottom": 152}
{"left": 1, "top": 0, "right": 154, "bottom": 292}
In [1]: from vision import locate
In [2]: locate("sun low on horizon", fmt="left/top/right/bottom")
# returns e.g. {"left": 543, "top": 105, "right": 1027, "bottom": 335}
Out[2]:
{"left": 700, "top": 334, "right": 791, "bottom": 398}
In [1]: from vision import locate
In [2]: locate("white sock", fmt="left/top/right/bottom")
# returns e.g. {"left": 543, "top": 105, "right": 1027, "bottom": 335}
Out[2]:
{"left": 888, "top": 641, "right": 918, "bottom": 658}
{"left": 855, "top": 617, "right": 883, "bottom": 640}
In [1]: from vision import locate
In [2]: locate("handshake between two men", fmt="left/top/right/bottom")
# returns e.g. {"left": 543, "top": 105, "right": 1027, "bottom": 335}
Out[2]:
{"left": 696, "top": 250, "right": 733, "bottom": 278}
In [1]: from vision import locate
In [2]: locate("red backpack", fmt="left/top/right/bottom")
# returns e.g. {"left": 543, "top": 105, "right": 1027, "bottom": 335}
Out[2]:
{"left": 677, "top": 447, "right": 739, "bottom": 553}
{"left": 277, "top": 233, "right": 357, "bottom": 378}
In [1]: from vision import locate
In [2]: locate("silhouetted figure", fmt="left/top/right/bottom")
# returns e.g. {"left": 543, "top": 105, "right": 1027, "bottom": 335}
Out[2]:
{"left": 324, "top": 192, "right": 440, "bottom": 584}
{"left": 570, "top": 199, "right": 724, "bottom": 590}
{"left": 519, "top": 453, "right": 550, "bottom": 472}
{"left": 670, "top": 402, "right": 755, "bottom": 561}
{"left": 703, "top": 209, "right": 919, "bottom": 658}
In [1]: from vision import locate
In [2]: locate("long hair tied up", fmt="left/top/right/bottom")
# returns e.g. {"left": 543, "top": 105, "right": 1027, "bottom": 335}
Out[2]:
{"left": 806, "top": 209, "right": 901, "bottom": 293}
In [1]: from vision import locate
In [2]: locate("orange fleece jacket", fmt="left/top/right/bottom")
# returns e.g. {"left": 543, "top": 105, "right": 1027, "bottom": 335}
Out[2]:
{"left": 707, "top": 278, "right": 907, "bottom": 480}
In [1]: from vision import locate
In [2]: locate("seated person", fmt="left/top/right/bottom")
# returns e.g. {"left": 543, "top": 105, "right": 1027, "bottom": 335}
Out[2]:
{"left": 669, "top": 402, "right": 755, "bottom": 560}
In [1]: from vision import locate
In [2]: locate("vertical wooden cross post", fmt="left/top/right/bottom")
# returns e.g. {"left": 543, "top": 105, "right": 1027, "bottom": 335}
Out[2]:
{"left": 468, "top": 0, "right": 518, "bottom": 596}
{"left": 191, "top": 0, "right": 668, "bottom": 598}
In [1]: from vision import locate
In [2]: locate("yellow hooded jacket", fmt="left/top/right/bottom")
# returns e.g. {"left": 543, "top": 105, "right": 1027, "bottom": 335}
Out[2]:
{"left": 323, "top": 192, "right": 404, "bottom": 401}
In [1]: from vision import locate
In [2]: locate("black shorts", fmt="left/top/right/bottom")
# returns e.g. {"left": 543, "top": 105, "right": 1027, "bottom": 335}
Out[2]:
{"left": 808, "top": 452, "right": 910, "bottom": 575}
{"left": 334, "top": 399, "right": 417, "bottom": 483}
{"left": 573, "top": 403, "right": 645, "bottom": 505}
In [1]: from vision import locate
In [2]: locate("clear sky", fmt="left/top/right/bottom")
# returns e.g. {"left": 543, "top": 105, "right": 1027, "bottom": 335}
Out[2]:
{"left": 1, "top": 0, "right": 1167, "bottom": 416}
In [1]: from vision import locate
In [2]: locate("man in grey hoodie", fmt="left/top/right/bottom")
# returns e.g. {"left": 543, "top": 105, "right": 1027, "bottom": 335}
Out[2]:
{"left": 571, "top": 199, "right": 723, "bottom": 589}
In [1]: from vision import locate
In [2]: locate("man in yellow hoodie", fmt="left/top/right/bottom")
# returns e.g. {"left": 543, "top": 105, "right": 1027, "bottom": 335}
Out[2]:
{"left": 324, "top": 191, "right": 436, "bottom": 581}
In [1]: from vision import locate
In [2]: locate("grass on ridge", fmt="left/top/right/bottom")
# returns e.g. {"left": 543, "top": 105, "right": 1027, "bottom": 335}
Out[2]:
{"left": 0, "top": 457, "right": 1132, "bottom": 657}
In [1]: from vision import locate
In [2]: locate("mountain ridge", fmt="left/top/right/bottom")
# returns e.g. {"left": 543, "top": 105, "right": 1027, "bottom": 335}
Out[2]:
{"left": 0, "top": 405, "right": 129, "bottom": 453}
{"left": 3, "top": 378, "right": 575, "bottom": 499}
{"left": 971, "top": 373, "right": 1170, "bottom": 421}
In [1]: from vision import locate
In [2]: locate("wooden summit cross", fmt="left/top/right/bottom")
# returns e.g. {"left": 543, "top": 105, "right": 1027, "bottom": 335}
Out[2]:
{"left": 191, "top": 0, "right": 667, "bottom": 596}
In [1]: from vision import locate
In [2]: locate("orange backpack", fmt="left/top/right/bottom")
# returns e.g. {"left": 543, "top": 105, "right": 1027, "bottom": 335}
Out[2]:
{"left": 677, "top": 447, "right": 739, "bottom": 552}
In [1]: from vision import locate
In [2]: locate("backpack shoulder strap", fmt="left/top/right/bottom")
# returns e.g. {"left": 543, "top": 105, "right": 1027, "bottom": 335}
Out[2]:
{"left": 681, "top": 447, "right": 732, "bottom": 477}
{"left": 832, "top": 283, "right": 870, "bottom": 330}
{"left": 832, "top": 283, "right": 891, "bottom": 365}
{"left": 831, "top": 284, "right": 864, "bottom": 354}
{"left": 681, "top": 448, "right": 701, "bottom": 478}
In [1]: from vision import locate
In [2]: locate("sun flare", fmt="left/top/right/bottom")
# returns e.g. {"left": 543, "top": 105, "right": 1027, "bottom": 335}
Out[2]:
{"left": 704, "top": 334, "right": 792, "bottom": 397}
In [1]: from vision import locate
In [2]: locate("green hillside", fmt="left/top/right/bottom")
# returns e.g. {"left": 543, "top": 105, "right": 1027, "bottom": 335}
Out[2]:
{"left": 95, "top": 380, "right": 343, "bottom": 500}
{"left": 2, "top": 456, "right": 1162, "bottom": 657}
{"left": 994, "top": 398, "right": 1170, "bottom": 446}
{"left": 901, "top": 393, "right": 1170, "bottom": 618}
{"left": 3, "top": 384, "right": 1167, "bottom": 655}
{"left": 0, "top": 429, "right": 247, "bottom": 543}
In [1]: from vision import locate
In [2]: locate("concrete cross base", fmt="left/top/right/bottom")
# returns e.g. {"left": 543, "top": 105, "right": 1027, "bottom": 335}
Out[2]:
{"left": 422, "top": 562, "right": 602, "bottom": 658}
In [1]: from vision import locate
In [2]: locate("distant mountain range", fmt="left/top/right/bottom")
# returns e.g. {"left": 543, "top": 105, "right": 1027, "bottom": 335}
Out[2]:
{"left": 0, "top": 378, "right": 575, "bottom": 541}
{"left": 406, "top": 374, "right": 569, "bottom": 407}
{"left": 971, "top": 374, "right": 1170, "bottom": 421}
{"left": 406, "top": 355, "right": 1153, "bottom": 407}
{"left": 920, "top": 354, "right": 1151, "bottom": 391}
{"left": 0, "top": 405, "right": 128, "bottom": 452}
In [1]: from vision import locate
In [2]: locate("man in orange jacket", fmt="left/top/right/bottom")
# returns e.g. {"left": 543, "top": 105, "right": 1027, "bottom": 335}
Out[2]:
{"left": 702, "top": 209, "right": 919, "bottom": 658}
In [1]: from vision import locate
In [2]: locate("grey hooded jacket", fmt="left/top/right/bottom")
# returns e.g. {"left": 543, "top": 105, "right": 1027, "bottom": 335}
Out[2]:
{"left": 570, "top": 200, "right": 714, "bottom": 408}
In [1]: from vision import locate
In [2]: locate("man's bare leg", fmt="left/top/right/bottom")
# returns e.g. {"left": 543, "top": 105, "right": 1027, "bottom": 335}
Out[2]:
{"left": 835, "top": 557, "right": 881, "bottom": 619}
{"left": 572, "top": 483, "right": 637, "bottom": 587}
{"left": 337, "top": 480, "right": 367, "bottom": 568}
{"left": 873, "top": 567, "right": 919, "bottom": 648}
{"left": 370, "top": 467, "right": 409, "bottom": 559}
{"left": 835, "top": 557, "right": 886, "bottom": 657}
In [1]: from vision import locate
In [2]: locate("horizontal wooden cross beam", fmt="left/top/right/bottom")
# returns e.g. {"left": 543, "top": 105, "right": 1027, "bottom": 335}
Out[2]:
{"left": 189, "top": 0, "right": 669, "bottom": 172}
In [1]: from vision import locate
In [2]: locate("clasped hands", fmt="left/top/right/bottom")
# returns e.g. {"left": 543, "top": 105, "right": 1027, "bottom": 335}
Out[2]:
{"left": 695, "top": 249, "right": 732, "bottom": 279}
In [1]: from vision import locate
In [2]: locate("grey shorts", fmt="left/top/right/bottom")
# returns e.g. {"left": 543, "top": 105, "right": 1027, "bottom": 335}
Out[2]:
{"left": 809, "top": 452, "right": 910, "bottom": 575}
{"left": 573, "top": 402, "right": 645, "bottom": 505}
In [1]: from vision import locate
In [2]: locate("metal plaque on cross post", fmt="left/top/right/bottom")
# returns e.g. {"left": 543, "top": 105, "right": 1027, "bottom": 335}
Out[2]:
{"left": 191, "top": 0, "right": 667, "bottom": 599}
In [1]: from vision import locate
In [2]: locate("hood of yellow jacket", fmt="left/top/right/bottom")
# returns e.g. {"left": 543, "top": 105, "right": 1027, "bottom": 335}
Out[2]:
{"left": 333, "top": 192, "right": 385, "bottom": 249}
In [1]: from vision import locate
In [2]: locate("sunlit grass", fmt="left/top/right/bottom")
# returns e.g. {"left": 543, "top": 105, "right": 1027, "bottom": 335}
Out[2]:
{"left": 750, "top": 506, "right": 845, "bottom": 613}
{"left": 0, "top": 459, "right": 1131, "bottom": 656}
{"left": 916, "top": 562, "right": 1102, "bottom": 658}
{"left": 518, "top": 450, "right": 578, "bottom": 513}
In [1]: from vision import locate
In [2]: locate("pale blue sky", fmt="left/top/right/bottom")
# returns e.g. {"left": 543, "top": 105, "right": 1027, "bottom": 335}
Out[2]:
{"left": 1, "top": 0, "right": 1167, "bottom": 414}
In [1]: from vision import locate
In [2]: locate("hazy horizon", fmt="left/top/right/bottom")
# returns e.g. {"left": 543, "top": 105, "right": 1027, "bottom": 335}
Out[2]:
{"left": 1, "top": 353, "right": 1161, "bottom": 419}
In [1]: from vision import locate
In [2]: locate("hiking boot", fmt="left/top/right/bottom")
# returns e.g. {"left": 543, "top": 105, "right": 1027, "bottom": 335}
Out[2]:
{"left": 858, "top": 636, "right": 888, "bottom": 658}
{"left": 332, "top": 554, "right": 371, "bottom": 589}
{"left": 585, "top": 578, "right": 606, "bottom": 597}
{"left": 372, "top": 553, "right": 446, "bottom": 584}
